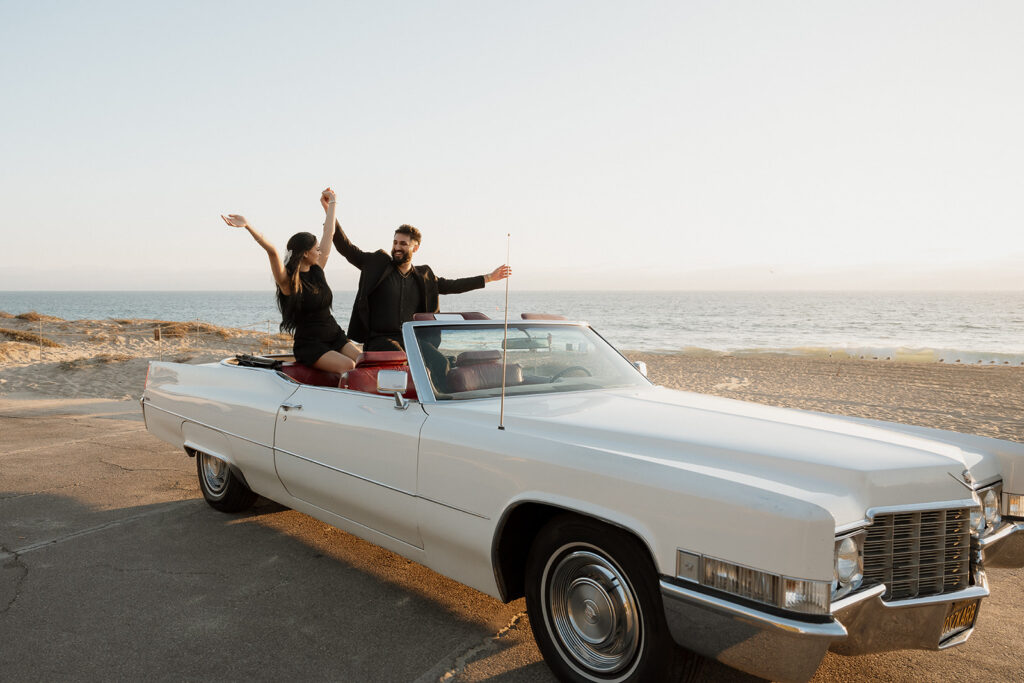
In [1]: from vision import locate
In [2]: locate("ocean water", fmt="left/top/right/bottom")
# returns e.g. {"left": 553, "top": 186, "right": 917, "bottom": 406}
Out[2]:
{"left": 2, "top": 290, "right": 1023, "bottom": 364}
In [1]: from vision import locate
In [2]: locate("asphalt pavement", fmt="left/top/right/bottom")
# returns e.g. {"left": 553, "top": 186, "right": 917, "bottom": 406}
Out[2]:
{"left": 2, "top": 398, "right": 1022, "bottom": 682}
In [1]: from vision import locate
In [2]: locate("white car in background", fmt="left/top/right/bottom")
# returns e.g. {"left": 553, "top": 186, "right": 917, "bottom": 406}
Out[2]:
{"left": 141, "top": 314, "right": 1024, "bottom": 682}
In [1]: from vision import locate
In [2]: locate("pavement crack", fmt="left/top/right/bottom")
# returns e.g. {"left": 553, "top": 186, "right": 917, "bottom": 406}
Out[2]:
{"left": 99, "top": 458, "right": 136, "bottom": 473}
{"left": 0, "top": 483, "right": 83, "bottom": 502}
{"left": 4, "top": 500, "right": 197, "bottom": 557}
{"left": 82, "top": 562, "right": 227, "bottom": 580}
{"left": 95, "top": 457, "right": 179, "bottom": 473}
{"left": 438, "top": 611, "right": 528, "bottom": 681}
{"left": 0, "top": 544, "right": 29, "bottom": 615}
{"left": 1, "top": 427, "right": 143, "bottom": 457}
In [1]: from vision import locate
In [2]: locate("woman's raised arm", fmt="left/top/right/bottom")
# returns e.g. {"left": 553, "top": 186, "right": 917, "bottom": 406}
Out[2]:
{"left": 318, "top": 187, "right": 336, "bottom": 269}
{"left": 221, "top": 214, "right": 292, "bottom": 295}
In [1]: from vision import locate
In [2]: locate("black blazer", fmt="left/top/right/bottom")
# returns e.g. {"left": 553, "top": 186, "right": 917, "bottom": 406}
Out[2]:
{"left": 332, "top": 222, "right": 485, "bottom": 342}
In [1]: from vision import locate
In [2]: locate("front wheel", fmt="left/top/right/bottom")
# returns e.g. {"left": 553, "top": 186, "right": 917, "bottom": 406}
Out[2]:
{"left": 195, "top": 451, "right": 257, "bottom": 512}
{"left": 525, "top": 515, "right": 701, "bottom": 682}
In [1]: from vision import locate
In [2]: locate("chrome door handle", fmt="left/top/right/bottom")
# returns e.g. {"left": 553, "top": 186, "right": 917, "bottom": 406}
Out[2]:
{"left": 281, "top": 403, "right": 303, "bottom": 411}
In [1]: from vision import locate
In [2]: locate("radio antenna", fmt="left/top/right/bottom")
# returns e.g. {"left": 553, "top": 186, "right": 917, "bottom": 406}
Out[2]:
{"left": 499, "top": 233, "right": 510, "bottom": 430}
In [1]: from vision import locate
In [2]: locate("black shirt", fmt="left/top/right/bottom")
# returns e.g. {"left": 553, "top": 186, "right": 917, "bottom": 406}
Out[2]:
{"left": 291, "top": 264, "right": 335, "bottom": 330}
{"left": 367, "top": 265, "right": 423, "bottom": 336}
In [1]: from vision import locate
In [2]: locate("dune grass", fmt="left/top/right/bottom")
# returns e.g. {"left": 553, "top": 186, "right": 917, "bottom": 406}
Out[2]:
{"left": 60, "top": 353, "right": 133, "bottom": 370}
{"left": 112, "top": 319, "right": 235, "bottom": 340}
{"left": 0, "top": 328, "right": 61, "bottom": 347}
{"left": 15, "top": 311, "right": 64, "bottom": 322}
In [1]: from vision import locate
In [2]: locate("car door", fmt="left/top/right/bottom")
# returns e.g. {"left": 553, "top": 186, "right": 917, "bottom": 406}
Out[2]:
{"left": 273, "top": 385, "right": 426, "bottom": 548}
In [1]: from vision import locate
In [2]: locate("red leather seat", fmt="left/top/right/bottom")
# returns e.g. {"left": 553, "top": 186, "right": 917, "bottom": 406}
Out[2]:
{"left": 412, "top": 312, "right": 491, "bottom": 320}
{"left": 520, "top": 313, "right": 567, "bottom": 320}
{"left": 279, "top": 363, "right": 342, "bottom": 387}
{"left": 447, "top": 351, "right": 522, "bottom": 393}
{"left": 341, "top": 351, "right": 417, "bottom": 399}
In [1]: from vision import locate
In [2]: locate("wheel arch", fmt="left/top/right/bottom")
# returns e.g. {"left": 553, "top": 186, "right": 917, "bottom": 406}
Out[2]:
{"left": 184, "top": 445, "right": 252, "bottom": 491}
{"left": 491, "top": 500, "right": 661, "bottom": 603}
{"left": 182, "top": 421, "right": 236, "bottom": 467}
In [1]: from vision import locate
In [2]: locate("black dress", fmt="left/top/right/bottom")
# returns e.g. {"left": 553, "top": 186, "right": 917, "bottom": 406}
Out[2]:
{"left": 288, "top": 264, "right": 349, "bottom": 366}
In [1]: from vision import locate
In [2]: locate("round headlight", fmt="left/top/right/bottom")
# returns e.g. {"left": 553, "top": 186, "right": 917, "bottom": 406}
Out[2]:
{"left": 970, "top": 506, "right": 986, "bottom": 534}
{"left": 835, "top": 536, "right": 863, "bottom": 586}
{"left": 984, "top": 489, "right": 1001, "bottom": 528}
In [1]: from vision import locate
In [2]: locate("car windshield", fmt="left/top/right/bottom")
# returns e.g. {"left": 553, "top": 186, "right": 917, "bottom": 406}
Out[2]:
{"left": 412, "top": 323, "right": 649, "bottom": 400}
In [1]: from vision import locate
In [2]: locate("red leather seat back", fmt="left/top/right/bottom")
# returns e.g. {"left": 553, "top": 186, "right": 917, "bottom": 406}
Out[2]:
{"left": 412, "top": 312, "right": 491, "bottom": 321}
{"left": 456, "top": 350, "right": 502, "bottom": 365}
{"left": 447, "top": 361, "right": 523, "bottom": 393}
{"left": 279, "top": 363, "right": 342, "bottom": 387}
{"left": 341, "top": 351, "right": 417, "bottom": 399}
{"left": 355, "top": 351, "right": 409, "bottom": 366}
{"left": 520, "top": 313, "right": 567, "bottom": 320}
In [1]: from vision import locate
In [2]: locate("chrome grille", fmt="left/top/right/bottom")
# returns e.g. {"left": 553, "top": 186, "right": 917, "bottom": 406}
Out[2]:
{"left": 862, "top": 508, "right": 971, "bottom": 600}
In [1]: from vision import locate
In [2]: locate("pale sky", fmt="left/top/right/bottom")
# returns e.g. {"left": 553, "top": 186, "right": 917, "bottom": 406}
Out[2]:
{"left": 1, "top": 1, "right": 1022, "bottom": 291}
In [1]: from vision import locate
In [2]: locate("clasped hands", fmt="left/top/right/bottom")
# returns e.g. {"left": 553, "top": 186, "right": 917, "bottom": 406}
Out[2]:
{"left": 320, "top": 187, "right": 337, "bottom": 211}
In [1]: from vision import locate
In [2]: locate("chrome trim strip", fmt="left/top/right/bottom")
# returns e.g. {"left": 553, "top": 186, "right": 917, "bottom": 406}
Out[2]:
{"left": 141, "top": 402, "right": 273, "bottom": 450}
{"left": 977, "top": 520, "right": 1024, "bottom": 549}
{"left": 292, "top": 382, "right": 414, "bottom": 401}
{"left": 972, "top": 475, "right": 1003, "bottom": 490}
{"left": 835, "top": 519, "right": 870, "bottom": 535}
{"left": 418, "top": 495, "right": 490, "bottom": 520}
{"left": 880, "top": 584, "right": 989, "bottom": 607}
{"left": 865, "top": 499, "right": 977, "bottom": 519}
{"left": 405, "top": 319, "right": 587, "bottom": 328}
{"left": 273, "top": 447, "right": 417, "bottom": 497}
{"left": 402, "top": 323, "right": 437, "bottom": 404}
{"left": 273, "top": 447, "right": 490, "bottom": 520}
{"left": 938, "top": 626, "right": 976, "bottom": 650}
{"left": 659, "top": 580, "right": 848, "bottom": 638}
{"left": 588, "top": 325, "right": 654, "bottom": 386}
{"left": 830, "top": 584, "right": 886, "bottom": 612}
{"left": 299, "top": 497, "right": 424, "bottom": 552}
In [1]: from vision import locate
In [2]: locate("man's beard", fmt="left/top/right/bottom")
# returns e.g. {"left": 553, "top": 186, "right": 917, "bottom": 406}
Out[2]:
{"left": 391, "top": 249, "right": 412, "bottom": 266}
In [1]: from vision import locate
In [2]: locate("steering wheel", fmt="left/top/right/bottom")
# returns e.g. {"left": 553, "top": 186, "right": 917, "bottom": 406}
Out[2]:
{"left": 550, "top": 366, "right": 593, "bottom": 382}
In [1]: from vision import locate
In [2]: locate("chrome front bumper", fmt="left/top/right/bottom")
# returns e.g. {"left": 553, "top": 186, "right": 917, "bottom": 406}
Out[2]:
{"left": 979, "top": 520, "right": 1024, "bottom": 567}
{"left": 660, "top": 580, "right": 844, "bottom": 682}
{"left": 661, "top": 576, "right": 990, "bottom": 683}
{"left": 660, "top": 522, "right": 1024, "bottom": 681}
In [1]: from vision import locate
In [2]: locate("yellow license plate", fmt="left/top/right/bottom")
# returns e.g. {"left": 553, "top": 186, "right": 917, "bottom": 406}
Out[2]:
{"left": 942, "top": 599, "right": 979, "bottom": 639}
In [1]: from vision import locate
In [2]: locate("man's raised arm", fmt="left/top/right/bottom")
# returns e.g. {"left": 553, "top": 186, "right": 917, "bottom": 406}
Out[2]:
{"left": 320, "top": 192, "right": 370, "bottom": 268}
{"left": 437, "top": 265, "right": 510, "bottom": 294}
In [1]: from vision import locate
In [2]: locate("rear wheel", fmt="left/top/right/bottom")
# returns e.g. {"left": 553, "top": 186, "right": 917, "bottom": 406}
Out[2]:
{"left": 195, "top": 451, "right": 257, "bottom": 512}
{"left": 525, "top": 515, "right": 701, "bottom": 682}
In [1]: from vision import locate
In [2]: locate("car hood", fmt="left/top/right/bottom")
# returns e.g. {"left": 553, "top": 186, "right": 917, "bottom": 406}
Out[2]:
{"left": 446, "top": 385, "right": 997, "bottom": 528}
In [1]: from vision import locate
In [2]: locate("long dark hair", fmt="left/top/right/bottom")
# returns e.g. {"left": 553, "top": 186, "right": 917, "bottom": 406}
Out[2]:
{"left": 277, "top": 231, "right": 318, "bottom": 334}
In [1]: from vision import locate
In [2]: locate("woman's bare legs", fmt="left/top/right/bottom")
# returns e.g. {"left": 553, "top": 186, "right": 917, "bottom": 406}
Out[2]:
{"left": 313, "top": 350, "right": 356, "bottom": 373}
{"left": 341, "top": 341, "right": 362, "bottom": 362}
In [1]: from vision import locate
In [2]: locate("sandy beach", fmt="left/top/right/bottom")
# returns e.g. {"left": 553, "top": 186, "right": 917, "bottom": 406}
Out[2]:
{"left": 2, "top": 312, "right": 1021, "bottom": 443}
{"left": 0, "top": 313, "right": 291, "bottom": 401}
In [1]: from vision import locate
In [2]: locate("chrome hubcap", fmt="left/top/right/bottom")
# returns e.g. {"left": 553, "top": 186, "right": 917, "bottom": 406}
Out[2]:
{"left": 200, "top": 454, "right": 228, "bottom": 496}
{"left": 545, "top": 548, "right": 641, "bottom": 674}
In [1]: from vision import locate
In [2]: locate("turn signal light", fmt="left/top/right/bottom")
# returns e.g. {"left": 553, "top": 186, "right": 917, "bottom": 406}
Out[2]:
{"left": 1006, "top": 493, "right": 1024, "bottom": 519}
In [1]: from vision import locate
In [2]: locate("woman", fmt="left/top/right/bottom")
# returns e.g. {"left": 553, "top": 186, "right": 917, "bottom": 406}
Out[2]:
{"left": 221, "top": 187, "right": 360, "bottom": 373}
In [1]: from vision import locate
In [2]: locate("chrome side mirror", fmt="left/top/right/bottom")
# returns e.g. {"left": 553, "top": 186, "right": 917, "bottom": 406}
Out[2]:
{"left": 632, "top": 360, "right": 648, "bottom": 378}
{"left": 377, "top": 370, "right": 410, "bottom": 409}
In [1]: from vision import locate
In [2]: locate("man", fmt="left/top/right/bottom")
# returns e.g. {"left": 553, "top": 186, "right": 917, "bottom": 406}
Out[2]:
{"left": 323, "top": 195, "right": 510, "bottom": 356}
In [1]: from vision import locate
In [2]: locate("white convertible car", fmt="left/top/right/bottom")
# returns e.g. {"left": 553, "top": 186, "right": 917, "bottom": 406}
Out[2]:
{"left": 141, "top": 314, "right": 1024, "bottom": 682}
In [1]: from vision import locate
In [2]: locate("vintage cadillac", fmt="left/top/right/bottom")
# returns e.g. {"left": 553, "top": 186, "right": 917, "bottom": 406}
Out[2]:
{"left": 140, "top": 314, "right": 1024, "bottom": 682}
